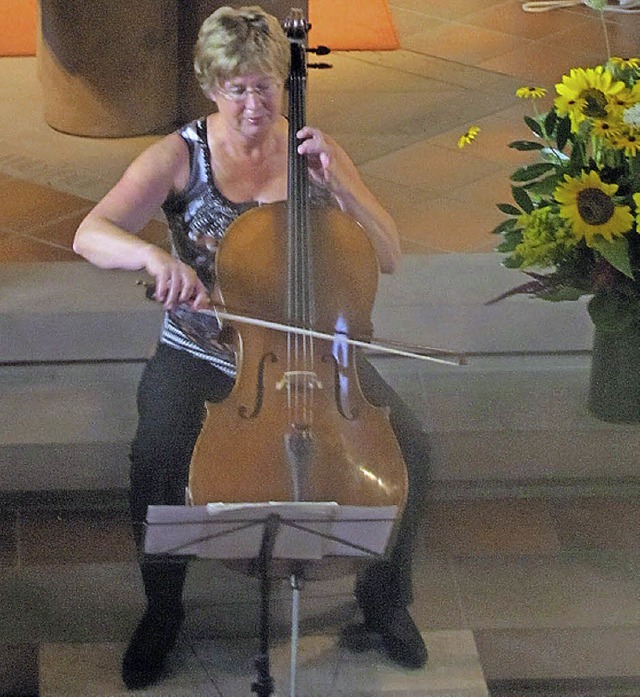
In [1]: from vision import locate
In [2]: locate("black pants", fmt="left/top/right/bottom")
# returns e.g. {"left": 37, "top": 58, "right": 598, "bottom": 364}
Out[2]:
{"left": 130, "top": 343, "right": 429, "bottom": 611}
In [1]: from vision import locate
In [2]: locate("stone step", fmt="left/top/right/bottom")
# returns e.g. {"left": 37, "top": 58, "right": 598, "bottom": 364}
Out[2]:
{"left": 0, "top": 254, "right": 593, "bottom": 364}
{"left": 1, "top": 630, "right": 489, "bottom": 697}
{"left": 2, "top": 256, "right": 638, "bottom": 494}
{"left": 3, "top": 353, "right": 640, "bottom": 493}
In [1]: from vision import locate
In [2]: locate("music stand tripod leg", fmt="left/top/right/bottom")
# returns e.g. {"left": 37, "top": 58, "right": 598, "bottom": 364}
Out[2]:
{"left": 289, "top": 570, "right": 304, "bottom": 697}
{"left": 250, "top": 513, "right": 281, "bottom": 697}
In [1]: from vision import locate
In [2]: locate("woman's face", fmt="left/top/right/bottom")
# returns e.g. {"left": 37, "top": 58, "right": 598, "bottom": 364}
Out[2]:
{"left": 212, "top": 73, "right": 285, "bottom": 139}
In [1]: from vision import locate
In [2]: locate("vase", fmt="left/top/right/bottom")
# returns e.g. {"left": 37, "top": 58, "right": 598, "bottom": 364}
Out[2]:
{"left": 588, "top": 323, "right": 640, "bottom": 423}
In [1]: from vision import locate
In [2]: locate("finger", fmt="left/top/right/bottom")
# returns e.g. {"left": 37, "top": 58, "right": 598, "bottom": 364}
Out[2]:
{"left": 189, "top": 284, "right": 212, "bottom": 310}
{"left": 297, "top": 138, "right": 313, "bottom": 155}
{"left": 298, "top": 136, "right": 324, "bottom": 154}
{"left": 163, "top": 269, "right": 184, "bottom": 309}
{"left": 296, "top": 126, "right": 314, "bottom": 139}
{"left": 178, "top": 272, "right": 198, "bottom": 305}
{"left": 297, "top": 128, "right": 324, "bottom": 153}
{"left": 152, "top": 270, "right": 171, "bottom": 304}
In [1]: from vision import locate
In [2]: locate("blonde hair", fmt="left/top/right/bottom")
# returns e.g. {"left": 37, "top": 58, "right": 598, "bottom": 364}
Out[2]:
{"left": 194, "top": 6, "right": 291, "bottom": 95}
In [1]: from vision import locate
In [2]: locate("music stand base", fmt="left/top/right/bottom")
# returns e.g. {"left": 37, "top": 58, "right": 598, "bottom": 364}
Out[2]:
{"left": 143, "top": 501, "right": 397, "bottom": 695}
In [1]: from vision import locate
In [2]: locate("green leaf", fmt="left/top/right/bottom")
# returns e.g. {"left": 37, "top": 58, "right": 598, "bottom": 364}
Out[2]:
{"left": 496, "top": 203, "right": 522, "bottom": 215}
{"left": 511, "top": 162, "right": 556, "bottom": 182}
{"left": 496, "top": 236, "right": 521, "bottom": 252}
{"left": 556, "top": 116, "right": 571, "bottom": 151}
{"left": 568, "top": 141, "right": 584, "bottom": 172}
{"left": 502, "top": 255, "right": 525, "bottom": 268}
{"left": 501, "top": 225, "right": 522, "bottom": 241}
{"left": 508, "top": 140, "right": 545, "bottom": 151}
{"left": 540, "top": 285, "right": 587, "bottom": 301}
{"left": 592, "top": 236, "right": 634, "bottom": 278}
{"left": 524, "top": 115, "right": 543, "bottom": 137}
{"left": 492, "top": 218, "right": 519, "bottom": 236}
{"left": 544, "top": 109, "right": 557, "bottom": 137}
{"left": 512, "top": 185, "right": 534, "bottom": 213}
{"left": 526, "top": 175, "right": 561, "bottom": 197}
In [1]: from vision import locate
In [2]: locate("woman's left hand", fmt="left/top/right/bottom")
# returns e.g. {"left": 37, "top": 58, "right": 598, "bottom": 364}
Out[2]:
{"left": 296, "top": 126, "right": 343, "bottom": 193}
{"left": 296, "top": 125, "right": 401, "bottom": 274}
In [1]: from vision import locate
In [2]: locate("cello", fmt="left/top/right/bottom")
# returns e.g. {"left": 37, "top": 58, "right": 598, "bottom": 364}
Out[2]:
{"left": 187, "top": 9, "right": 408, "bottom": 571}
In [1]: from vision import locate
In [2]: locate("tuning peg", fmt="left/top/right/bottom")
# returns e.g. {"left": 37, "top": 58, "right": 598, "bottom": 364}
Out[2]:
{"left": 307, "top": 45, "right": 331, "bottom": 55}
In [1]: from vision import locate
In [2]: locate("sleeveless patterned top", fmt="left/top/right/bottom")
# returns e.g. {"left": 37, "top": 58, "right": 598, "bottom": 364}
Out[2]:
{"left": 159, "top": 117, "right": 330, "bottom": 376}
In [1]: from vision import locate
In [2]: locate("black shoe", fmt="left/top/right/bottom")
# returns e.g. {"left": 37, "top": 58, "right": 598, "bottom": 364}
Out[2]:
{"left": 361, "top": 605, "right": 427, "bottom": 669}
{"left": 121, "top": 605, "right": 185, "bottom": 690}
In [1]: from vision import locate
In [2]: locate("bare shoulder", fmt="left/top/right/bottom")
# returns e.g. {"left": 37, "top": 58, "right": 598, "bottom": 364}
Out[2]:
{"left": 86, "top": 132, "right": 191, "bottom": 231}
{"left": 123, "top": 132, "right": 190, "bottom": 192}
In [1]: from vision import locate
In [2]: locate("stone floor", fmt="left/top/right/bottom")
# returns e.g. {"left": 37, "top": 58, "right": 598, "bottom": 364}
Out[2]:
{"left": 2, "top": 490, "right": 640, "bottom": 695}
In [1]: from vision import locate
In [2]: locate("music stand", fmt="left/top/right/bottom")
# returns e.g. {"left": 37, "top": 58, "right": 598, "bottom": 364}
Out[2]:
{"left": 144, "top": 501, "right": 398, "bottom": 697}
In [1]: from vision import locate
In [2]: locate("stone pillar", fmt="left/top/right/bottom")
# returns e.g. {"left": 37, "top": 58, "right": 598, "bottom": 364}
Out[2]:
{"left": 37, "top": 0, "right": 179, "bottom": 137}
{"left": 37, "top": 1, "right": 307, "bottom": 137}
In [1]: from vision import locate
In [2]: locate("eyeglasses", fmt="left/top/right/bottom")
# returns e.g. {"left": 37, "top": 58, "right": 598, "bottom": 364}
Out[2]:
{"left": 216, "top": 80, "right": 281, "bottom": 103}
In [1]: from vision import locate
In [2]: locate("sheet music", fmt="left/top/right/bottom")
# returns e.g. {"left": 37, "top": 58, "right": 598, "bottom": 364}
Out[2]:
{"left": 144, "top": 502, "right": 398, "bottom": 560}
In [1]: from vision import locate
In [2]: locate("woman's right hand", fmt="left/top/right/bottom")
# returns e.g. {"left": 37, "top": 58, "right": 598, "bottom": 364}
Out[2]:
{"left": 144, "top": 247, "right": 211, "bottom": 311}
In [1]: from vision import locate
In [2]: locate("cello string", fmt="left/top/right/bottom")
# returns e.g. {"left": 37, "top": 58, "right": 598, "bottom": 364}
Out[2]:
{"left": 289, "top": 56, "right": 306, "bottom": 428}
{"left": 300, "top": 72, "right": 314, "bottom": 429}
{"left": 296, "top": 64, "right": 314, "bottom": 429}
{"left": 295, "top": 70, "right": 304, "bottom": 428}
{"left": 287, "top": 56, "right": 298, "bottom": 426}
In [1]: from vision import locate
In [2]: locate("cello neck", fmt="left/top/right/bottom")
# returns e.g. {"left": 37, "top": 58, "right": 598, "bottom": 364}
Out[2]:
{"left": 284, "top": 11, "right": 313, "bottom": 330}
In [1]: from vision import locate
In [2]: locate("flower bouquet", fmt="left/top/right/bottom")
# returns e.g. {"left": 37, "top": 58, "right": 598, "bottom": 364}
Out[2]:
{"left": 478, "top": 56, "right": 640, "bottom": 420}
{"left": 489, "top": 59, "right": 640, "bottom": 333}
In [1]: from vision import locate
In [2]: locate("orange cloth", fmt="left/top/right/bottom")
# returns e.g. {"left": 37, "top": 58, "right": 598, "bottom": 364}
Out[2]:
{"left": 308, "top": 0, "right": 399, "bottom": 51}
{"left": 0, "top": 0, "right": 37, "bottom": 56}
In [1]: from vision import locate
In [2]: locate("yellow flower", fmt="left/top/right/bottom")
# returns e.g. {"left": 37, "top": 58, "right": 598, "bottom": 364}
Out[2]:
{"left": 635, "top": 192, "right": 640, "bottom": 225}
{"left": 606, "top": 86, "right": 638, "bottom": 116}
{"left": 516, "top": 86, "right": 547, "bottom": 99}
{"left": 458, "top": 126, "right": 480, "bottom": 148}
{"left": 591, "top": 118, "right": 621, "bottom": 139}
{"left": 613, "top": 131, "right": 640, "bottom": 157}
{"left": 609, "top": 56, "right": 640, "bottom": 70}
{"left": 555, "top": 66, "right": 626, "bottom": 131}
{"left": 554, "top": 94, "right": 586, "bottom": 127}
{"left": 554, "top": 170, "right": 633, "bottom": 246}
{"left": 515, "top": 208, "right": 577, "bottom": 267}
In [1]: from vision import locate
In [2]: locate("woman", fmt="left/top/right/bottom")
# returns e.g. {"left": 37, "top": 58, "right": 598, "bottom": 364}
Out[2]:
{"left": 74, "top": 5, "right": 428, "bottom": 690}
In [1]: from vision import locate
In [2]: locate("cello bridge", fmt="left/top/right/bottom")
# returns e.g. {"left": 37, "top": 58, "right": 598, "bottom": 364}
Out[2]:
{"left": 276, "top": 370, "right": 323, "bottom": 391}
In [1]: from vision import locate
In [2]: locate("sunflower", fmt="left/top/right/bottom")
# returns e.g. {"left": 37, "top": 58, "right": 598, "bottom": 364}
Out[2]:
{"left": 635, "top": 193, "right": 640, "bottom": 226}
{"left": 555, "top": 66, "right": 626, "bottom": 131}
{"left": 554, "top": 170, "right": 633, "bottom": 246}
{"left": 516, "top": 86, "right": 547, "bottom": 99}
{"left": 458, "top": 126, "right": 480, "bottom": 148}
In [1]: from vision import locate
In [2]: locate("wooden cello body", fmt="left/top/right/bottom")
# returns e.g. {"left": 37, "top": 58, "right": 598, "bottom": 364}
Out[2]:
{"left": 187, "top": 11, "right": 407, "bottom": 535}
